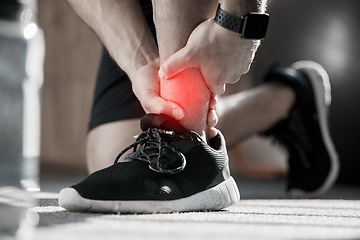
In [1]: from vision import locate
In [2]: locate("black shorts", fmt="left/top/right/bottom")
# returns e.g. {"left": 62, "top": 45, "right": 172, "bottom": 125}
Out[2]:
{"left": 88, "top": 0, "right": 155, "bottom": 131}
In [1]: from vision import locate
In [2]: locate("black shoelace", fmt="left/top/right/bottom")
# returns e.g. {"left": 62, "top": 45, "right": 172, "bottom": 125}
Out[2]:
{"left": 114, "top": 128, "right": 186, "bottom": 174}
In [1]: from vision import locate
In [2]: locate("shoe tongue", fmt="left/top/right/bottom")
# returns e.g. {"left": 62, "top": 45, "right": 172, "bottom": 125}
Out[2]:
{"left": 140, "top": 114, "right": 188, "bottom": 134}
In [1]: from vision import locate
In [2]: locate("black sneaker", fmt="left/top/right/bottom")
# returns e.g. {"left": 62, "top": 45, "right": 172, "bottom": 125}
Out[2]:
{"left": 263, "top": 61, "right": 340, "bottom": 198}
{"left": 59, "top": 114, "right": 240, "bottom": 213}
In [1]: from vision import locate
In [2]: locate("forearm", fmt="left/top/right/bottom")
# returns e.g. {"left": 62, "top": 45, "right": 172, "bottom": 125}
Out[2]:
{"left": 66, "top": 0, "right": 158, "bottom": 78}
{"left": 153, "top": 0, "right": 218, "bottom": 63}
{"left": 220, "top": 0, "right": 267, "bottom": 15}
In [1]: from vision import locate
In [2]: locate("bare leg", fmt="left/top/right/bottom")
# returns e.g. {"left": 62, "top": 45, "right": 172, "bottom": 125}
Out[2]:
{"left": 217, "top": 82, "right": 296, "bottom": 148}
{"left": 86, "top": 119, "right": 141, "bottom": 173}
{"left": 152, "top": 0, "right": 217, "bottom": 140}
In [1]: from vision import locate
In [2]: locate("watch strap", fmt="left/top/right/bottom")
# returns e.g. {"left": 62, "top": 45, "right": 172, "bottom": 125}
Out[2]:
{"left": 214, "top": 4, "right": 244, "bottom": 35}
{"left": 214, "top": 4, "right": 269, "bottom": 39}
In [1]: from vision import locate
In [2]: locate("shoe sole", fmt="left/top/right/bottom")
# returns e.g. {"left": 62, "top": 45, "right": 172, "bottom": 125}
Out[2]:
{"left": 289, "top": 61, "right": 340, "bottom": 198}
{"left": 58, "top": 177, "right": 240, "bottom": 213}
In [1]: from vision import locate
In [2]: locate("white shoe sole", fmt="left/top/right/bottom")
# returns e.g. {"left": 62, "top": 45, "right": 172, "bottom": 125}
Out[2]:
{"left": 58, "top": 177, "right": 240, "bottom": 213}
{"left": 289, "top": 61, "right": 340, "bottom": 198}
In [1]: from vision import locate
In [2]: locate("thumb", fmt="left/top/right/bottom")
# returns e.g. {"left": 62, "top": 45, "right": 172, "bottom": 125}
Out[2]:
{"left": 159, "top": 47, "right": 195, "bottom": 79}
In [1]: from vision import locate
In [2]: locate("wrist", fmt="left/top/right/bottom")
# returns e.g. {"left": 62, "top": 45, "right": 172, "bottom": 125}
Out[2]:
{"left": 129, "top": 50, "right": 159, "bottom": 75}
{"left": 113, "top": 43, "right": 159, "bottom": 80}
{"left": 210, "top": 19, "right": 260, "bottom": 55}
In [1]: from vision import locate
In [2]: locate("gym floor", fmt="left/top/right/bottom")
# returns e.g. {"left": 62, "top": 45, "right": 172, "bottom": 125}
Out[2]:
{"left": 31, "top": 174, "right": 360, "bottom": 240}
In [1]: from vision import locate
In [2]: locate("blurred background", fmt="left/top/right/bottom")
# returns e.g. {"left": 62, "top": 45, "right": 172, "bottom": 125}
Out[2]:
{"left": 38, "top": 0, "right": 360, "bottom": 186}
{"left": 38, "top": 0, "right": 100, "bottom": 175}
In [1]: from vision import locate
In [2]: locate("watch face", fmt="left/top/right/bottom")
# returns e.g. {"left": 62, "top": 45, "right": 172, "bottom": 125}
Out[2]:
{"left": 242, "top": 13, "right": 269, "bottom": 39}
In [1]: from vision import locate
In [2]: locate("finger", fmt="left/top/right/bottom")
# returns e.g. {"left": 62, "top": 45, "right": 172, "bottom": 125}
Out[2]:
{"left": 207, "top": 109, "right": 218, "bottom": 129}
{"left": 210, "top": 84, "right": 226, "bottom": 96}
{"left": 142, "top": 94, "right": 185, "bottom": 120}
{"left": 208, "top": 127, "right": 218, "bottom": 140}
{"left": 209, "top": 94, "right": 218, "bottom": 110}
{"left": 159, "top": 47, "right": 194, "bottom": 79}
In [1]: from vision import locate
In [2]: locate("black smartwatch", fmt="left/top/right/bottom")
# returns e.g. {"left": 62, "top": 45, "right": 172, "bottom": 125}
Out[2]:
{"left": 214, "top": 3, "right": 269, "bottom": 39}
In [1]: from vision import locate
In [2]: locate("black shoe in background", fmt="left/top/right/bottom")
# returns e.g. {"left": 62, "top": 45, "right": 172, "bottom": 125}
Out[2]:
{"left": 262, "top": 61, "right": 339, "bottom": 198}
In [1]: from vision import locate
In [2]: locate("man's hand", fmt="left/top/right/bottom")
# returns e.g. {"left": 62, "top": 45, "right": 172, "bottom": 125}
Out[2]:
{"left": 66, "top": 0, "right": 184, "bottom": 118}
{"left": 158, "top": 19, "right": 259, "bottom": 95}
{"left": 130, "top": 58, "right": 185, "bottom": 120}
